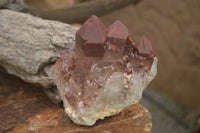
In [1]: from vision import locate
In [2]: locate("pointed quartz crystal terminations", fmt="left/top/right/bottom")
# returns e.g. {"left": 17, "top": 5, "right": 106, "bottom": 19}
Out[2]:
{"left": 76, "top": 15, "right": 107, "bottom": 57}
{"left": 107, "top": 20, "right": 130, "bottom": 52}
{"left": 134, "top": 36, "right": 155, "bottom": 59}
{"left": 52, "top": 15, "right": 158, "bottom": 126}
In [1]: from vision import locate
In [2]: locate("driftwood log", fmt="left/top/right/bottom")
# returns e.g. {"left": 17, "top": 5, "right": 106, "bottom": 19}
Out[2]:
{"left": 0, "top": 9, "right": 77, "bottom": 88}
{"left": 0, "top": 10, "right": 152, "bottom": 132}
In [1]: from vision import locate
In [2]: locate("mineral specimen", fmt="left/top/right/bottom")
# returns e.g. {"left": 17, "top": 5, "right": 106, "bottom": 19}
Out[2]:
{"left": 52, "top": 15, "right": 157, "bottom": 126}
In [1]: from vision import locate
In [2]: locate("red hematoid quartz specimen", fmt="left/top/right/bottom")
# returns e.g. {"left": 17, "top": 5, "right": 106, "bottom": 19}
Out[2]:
{"left": 52, "top": 15, "right": 157, "bottom": 126}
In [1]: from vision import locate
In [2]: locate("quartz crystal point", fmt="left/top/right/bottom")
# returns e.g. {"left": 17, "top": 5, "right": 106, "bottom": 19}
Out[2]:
{"left": 52, "top": 15, "right": 158, "bottom": 126}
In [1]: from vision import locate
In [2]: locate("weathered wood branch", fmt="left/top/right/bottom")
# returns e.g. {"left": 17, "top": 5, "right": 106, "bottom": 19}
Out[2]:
{"left": 0, "top": 9, "right": 77, "bottom": 88}
{"left": 29, "top": 0, "right": 141, "bottom": 23}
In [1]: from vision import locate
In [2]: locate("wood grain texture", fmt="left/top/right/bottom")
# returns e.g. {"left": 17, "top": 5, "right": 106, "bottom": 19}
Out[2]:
{"left": 0, "top": 9, "right": 77, "bottom": 88}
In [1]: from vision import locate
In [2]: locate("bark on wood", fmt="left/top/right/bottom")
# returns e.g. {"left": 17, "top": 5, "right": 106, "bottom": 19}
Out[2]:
{"left": 29, "top": 0, "right": 141, "bottom": 23}
{"left": 0, "top": 9, "right": 77, "bottom": 88}
{"left": 0, "top": 71, "right": 152, "bottom": 132}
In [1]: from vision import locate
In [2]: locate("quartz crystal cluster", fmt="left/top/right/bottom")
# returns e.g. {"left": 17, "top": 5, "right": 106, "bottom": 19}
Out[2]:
{"left": 52, "top": 15, "right": 157, "bottom": 126}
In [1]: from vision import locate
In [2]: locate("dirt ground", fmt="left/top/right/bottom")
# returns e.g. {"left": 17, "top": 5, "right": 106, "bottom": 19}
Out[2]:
{"left": 100, "top": 0, "right": 200, "bottom": 110}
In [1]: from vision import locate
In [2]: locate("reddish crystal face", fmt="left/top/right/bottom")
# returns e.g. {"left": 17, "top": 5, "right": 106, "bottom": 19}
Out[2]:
{"left": 107, "top": 20, "right": 129, "bottom": 39}
{"left": 56, "top": 15, "right": 156, "bottom": 109}
{"left": 83, "top": 43, "right": 105, "bottom": 57}
{"left": 134, "top": 36, "right": 155, "bottom": 59}
{"left": 76, "top": 15, "right": 155, "bottom": 59}
{"left": 76, "top": 15, "right": 107, "bottom": 57}
{"left": 107, "top": 20, "right": 130, "bottom": 52}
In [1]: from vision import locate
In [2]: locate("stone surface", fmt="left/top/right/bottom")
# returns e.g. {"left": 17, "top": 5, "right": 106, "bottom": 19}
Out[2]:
{"left": 0, "top": 71, "right": 152, "bottom": 133}
{"left": 52, "top": 16, "right": 158, "bottom": 125}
